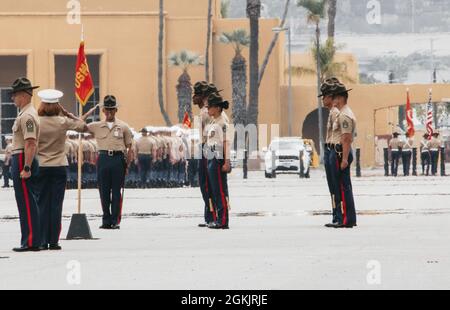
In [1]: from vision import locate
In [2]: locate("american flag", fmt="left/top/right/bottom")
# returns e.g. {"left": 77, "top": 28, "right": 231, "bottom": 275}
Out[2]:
{"left": 426, "top": 89, "right": 434, "bottom": 139}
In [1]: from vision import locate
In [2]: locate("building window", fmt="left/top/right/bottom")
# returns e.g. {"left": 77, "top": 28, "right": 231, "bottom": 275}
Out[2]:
{"left": 0, "top": 88, "right": 17, "bottom": 149}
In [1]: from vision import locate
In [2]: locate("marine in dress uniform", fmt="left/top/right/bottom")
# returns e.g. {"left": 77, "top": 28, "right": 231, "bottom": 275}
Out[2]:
{"left": 193, "top": 81, "right": 224, "bottom": 227}
{"left": 136, "top": 128, "right": 153, "bottom": 188}
{"left": 401, "top": 133, "right": 414, "bottom": 176}
{"left": 9, "top": 78, "right": 42, "bottom": 252}
{"left": 389, "top": 132, "right": 402, "bottom": 177}
{"left": 319, "top": 77, "right": 341, "bottom": 227}
{"left": 2, "top": 136, "right": 13, "bottom": 188}
{"left": 428, "top": 132, "right": 442, "bottom": 176}
{"left": 87, "top": 96, "right": 133, "bottom": 230}
{"left": 327, "top": 83, "right": 357, "bottom": 228}
{"left": 421, "top": 134, "right": 431, "bottom": 176}
{"left": 205, "top": 93, "right": 232, "bottom": 230}
{"left": 35, "top": 89, "right": 87, "bottom": 250}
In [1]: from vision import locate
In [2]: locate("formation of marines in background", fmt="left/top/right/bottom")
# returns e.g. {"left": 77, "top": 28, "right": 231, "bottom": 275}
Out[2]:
{"left": 389, "top": 131, "right": 444, "bottom": 177}
{"left": 63, "top": 126, "right": 194, "bottom": 190}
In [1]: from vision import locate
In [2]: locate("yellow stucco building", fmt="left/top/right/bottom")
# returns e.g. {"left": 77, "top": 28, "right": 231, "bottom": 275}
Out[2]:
{"left": 0, "top": 0, "right": 448, "bottom": 168}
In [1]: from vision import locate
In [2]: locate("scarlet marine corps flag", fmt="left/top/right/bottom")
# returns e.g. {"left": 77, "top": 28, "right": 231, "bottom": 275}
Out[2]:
{"left": 75, "top": 41, "right": 94, "bottom": 106}
{"left": 183, "top": 111, "right": 192, "bottom": 128}
{"left": 405, "top": 89, "right": 415, "bottom": 137}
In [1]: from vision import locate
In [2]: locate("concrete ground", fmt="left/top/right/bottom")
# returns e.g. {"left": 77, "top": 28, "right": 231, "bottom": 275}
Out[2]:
{"left": 0, "top": 168, "right": 449, "bottom": 290}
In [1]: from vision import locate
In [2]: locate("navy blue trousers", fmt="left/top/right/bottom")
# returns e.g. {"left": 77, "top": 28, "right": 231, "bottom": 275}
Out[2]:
{"left": 97, "top": 154, "right": 126, "bottom": 226}
{"left": 430, "top": 151, "right": 439, "bottom": 176}
{"left": 329, "top": 149, "right": 357, "bottom": 226}
{"left": 3, "top": 163, "right": 11, "bottom": 187}
{"left": 207, "top": 159, "right": 229, "bottom": 227}
{"left": 199, "top": 156, "right": 215, "bottom": 224}
{"left": 11, "top": 154, "right": 41, "bottom": 248}
{"left": 36, "top": 167, "right": 67, "bottom": 246}
{"left": 421, "top": 152, "right": 431, "bottom": 175}
{"left": 391, "top": 151, "right": 400, "bottom": 176}
{"left": 138, "top": 154, "right": 151, "bottom": 186}
{"left": 323, "top": 146, "right": 337, "bottom": 223}
{"left": 402, "top": 151, "right": 412, "bottom": 176}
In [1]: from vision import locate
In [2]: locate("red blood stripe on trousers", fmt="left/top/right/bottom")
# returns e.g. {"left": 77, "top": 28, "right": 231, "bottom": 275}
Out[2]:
{"left": 19, "top": 153, "right": 33, "bottom": 247}
{"left": 336, "top": 159, "right": 348, "bottom": 225}
{"left": 217, "top": 165, "right": 228, "bottom": 226}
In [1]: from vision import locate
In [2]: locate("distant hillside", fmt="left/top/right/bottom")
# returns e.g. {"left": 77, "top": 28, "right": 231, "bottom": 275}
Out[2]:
{"left": 227, "top": 0, "right": 450, "bottom": 34}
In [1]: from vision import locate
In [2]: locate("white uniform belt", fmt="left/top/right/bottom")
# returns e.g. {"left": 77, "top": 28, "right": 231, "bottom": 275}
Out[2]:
{"left": 430, "top": 148, "right": 439, "bottom": 151}
{"left": 391, "top": 149, "right": 399, "bottom": 151}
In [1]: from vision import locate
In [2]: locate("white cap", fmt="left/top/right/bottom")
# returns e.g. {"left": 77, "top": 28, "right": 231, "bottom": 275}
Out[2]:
{"left": 38, "top": 89, "right": 64, "bottom": 103}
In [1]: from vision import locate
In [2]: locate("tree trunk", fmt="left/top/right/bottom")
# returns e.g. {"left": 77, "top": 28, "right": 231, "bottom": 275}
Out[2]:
{"left": 246, "top": 0, "right": 261, "bottom": 129}
{"left": 158, "top": 0, "right": 172, "bottom": 126}
{"left": 258, "top": 0, "right": 290, "bottom": 87}
{"left": 316, "top": 23, "right": 325, "bottom": 163}
{"left": 231, "top": 53, "right": 247, "bottom": 126}
{"left": 176, "top": 71, "right": 193, "bottom": 123}
{"left": 205, "top": 0, "right": 213, "bottom": 82}
{"left": 327, "top": 0, "right": 337, "bottom": 40}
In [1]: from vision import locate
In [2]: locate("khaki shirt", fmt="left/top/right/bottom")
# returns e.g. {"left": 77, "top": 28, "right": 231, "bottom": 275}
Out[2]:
{"left": 136, "top": 136, "right": 153, "bottom": 155}
{"left": 200, "top": 107, "right": 211, "bottom": 144}
{"left": 389, "top": 138, "right": 402, "bottom": 150}
{"left": 12, "top": 103, "right": 40, "bottom": 151}
{"left": 65, "top": 140, "right": 74, "bottom": 157}
{"left": 38, "top": 116, "right": 85, "bottom": 167}
{"left": 428, "top": 137, "right": 441, "bottom": 150}
{"left": 206, "top": 114, "right": 230, "bottom": 148}
{"left": 402, "top": 139, "right": 414, "bottom": 151}
{"left": 330, "top": 105, "right": 356, "bottom": 145}
{"left": 326, "top": 107, "right": 339, "bottom": 144}
{"left": 421, "top": 139, "right": 429, "bottom": 152}
{"left": 88, "top": 119, "right": 133, "bottom": 152}
{"left": 4, "top": 143, "right": 13, "bottom": 165}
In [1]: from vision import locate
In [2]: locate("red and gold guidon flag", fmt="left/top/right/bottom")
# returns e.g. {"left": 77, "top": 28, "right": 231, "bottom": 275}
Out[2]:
{"left": 75, "top": 41, "right": 94, "bottom": 106}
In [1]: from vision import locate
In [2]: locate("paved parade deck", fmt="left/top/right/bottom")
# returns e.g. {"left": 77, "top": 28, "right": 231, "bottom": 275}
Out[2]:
{"left": 0, "top": 168, "right": 449, "bottom": 290}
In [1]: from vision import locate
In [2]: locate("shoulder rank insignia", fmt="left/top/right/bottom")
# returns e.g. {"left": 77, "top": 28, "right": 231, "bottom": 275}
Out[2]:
{"left": 26, "top": 119, "right": 34, "bottom": 133}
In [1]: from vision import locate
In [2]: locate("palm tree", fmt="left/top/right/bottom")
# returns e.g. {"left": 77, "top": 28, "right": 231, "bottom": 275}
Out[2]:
{"left": 205, "top": 0, "right": 213, "bottom": 82}
{"left": 219, "top": 29, "right": 250, "bottom": 126}
{"left": 288, "top": 39, "right": 356, "bottom": 83}
{"left": 168, "top": 50, "right": 204, "bottom": 123}
{"left": 246, "top": 0, "right": 261, "bottom": 128}
{"left": 221, "top": 0, "right": 230, "bottom": 18}
{"left": 158, "top": 0, "right": 172, "bottom": 126}
{"left": 297, "top": 0, "right": 326, "bottom": 160}
{"left": 259, "top": 0, "right": 291, "bottom": 87}
{"left": 245, "top": 0, "right": 261, "bottom": 180}
{"left": 327, "top": 0, "right": 337, "bottom": 40}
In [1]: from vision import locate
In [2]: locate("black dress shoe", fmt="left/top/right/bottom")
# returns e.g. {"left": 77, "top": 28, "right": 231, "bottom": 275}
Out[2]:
{"left": 49, "top": 244, "right": 62, "bottom": 251}
{"left": 39, "top": 245, "right": 49, "bottom": 251}
{"left": 333, "top": 223, "right": 357, "bottom": 229}
{"left": 99, "top": 224, "right": 112, "bottom": 229}
{"left": 111, "top": 225, "right": 120, "bottom": 230}
{"left": 324, "top": 223, "right": 337, "bottom": 228}
{"left": 207, "top": 222, "right": 219, "bottom": 229}
{"left": 12, "top": 246, "right": 41, "bottom": 252}
{"left": 198, "top": 223, "right": 209, "bottom": 228}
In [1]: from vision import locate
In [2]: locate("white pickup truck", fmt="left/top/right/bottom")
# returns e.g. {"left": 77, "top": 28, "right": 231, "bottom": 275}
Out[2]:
{"left": 264, "top": 137, "right": 313, "bottom": 179}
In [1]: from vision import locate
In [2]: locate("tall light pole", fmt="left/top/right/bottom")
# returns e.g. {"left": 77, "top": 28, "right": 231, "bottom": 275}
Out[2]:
{"left": 273, "top": 27, "right": 293, "bottom": 136}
